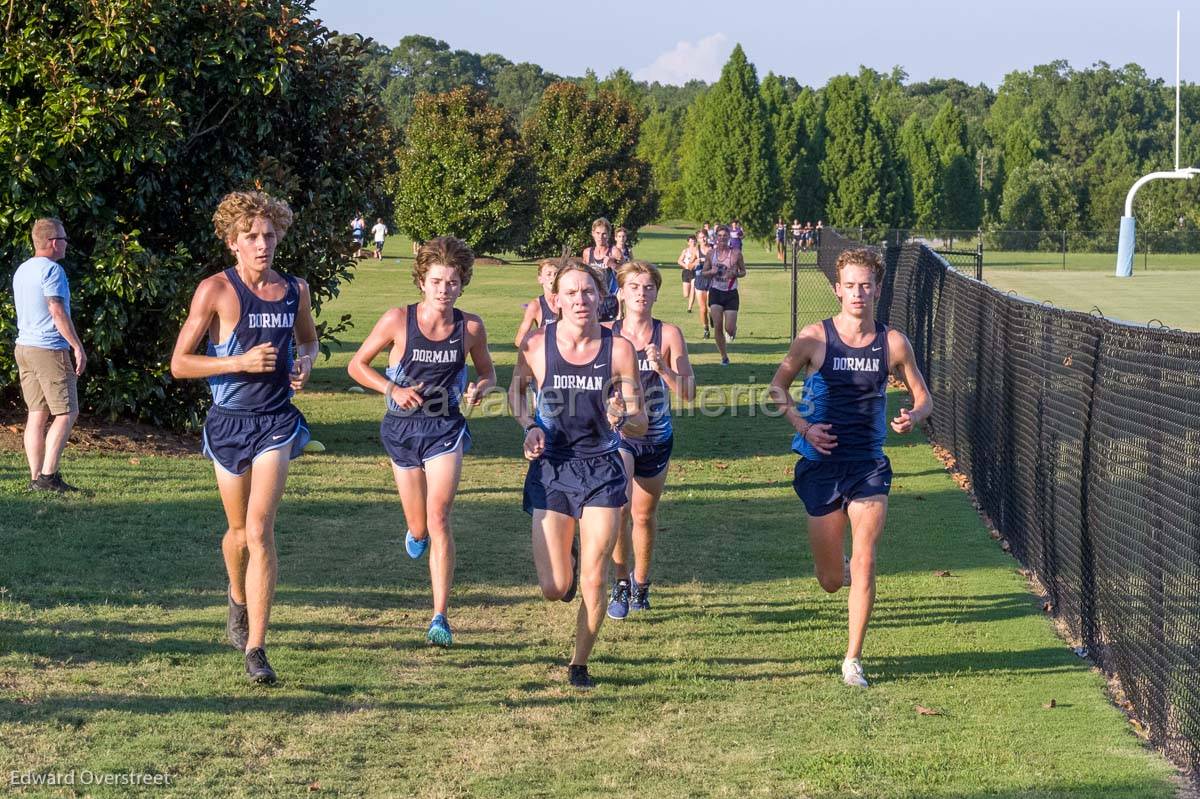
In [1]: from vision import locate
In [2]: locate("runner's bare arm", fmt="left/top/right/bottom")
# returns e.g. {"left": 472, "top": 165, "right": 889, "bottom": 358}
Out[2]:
{"left": 608, "top": 335, "right": 647, "bottom": 437}
{"left": 887, "top": 329, "right": 933, "bottom": 433}
{"left": 171, "top": 277, "right": 273, "bottom": 379}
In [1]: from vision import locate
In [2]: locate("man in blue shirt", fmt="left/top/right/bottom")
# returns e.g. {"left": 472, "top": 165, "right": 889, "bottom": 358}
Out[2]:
{"left": 13, "top": 217, "right": 86, "bottom": 492}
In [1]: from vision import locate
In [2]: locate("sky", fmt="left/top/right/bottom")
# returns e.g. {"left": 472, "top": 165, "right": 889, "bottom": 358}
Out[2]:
{"left": 310, "top": 0, "right": 1197, "bottom": 89}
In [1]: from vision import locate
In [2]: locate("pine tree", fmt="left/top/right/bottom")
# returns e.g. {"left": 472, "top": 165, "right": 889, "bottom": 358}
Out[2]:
{"left": 520, "top": 82, "right": 658, "bottom": 257}
{"left": 678, "top": 45, "right": 777, "bottom": 236}
{"left": 930, "top": 100, "right": 981, "bottom": 230}
{"left": 819, "top": 75, "right": 903, "bottom": 227}
{"left": 898, "top": 115, "right": 939, "bottom": 229}
{"left": 392, "top": 88, "right": 536, "bottom": 254}
{"left": 761, "top": 73, "right": 803, "bottom": 221}
{"left": 793, "top": 88, "right": 826, "bottom": 222}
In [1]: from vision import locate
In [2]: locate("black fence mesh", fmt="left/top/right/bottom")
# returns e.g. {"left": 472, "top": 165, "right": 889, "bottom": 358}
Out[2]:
{"left": 808, "top": 230, "right": 1200, "bottom": 777}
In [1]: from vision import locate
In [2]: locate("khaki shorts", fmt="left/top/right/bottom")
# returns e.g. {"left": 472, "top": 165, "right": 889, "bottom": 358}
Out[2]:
{"left": 15, "top": 344, "right": 78, "bottom": 415}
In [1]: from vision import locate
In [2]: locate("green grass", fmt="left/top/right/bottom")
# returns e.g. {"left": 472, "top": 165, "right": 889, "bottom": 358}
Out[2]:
{"left": 980, "top": 270, "right": 1200, "bottom": 330}
{"left": 0, "top": 231, "right": 1180, "bottom": 797}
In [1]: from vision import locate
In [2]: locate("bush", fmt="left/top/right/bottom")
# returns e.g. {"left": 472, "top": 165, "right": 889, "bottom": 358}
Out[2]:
{"left": 0, "top": 0, "right": 389, "bottom": 429}
{"left": 519, "top": 82, "right": 657, "bottom": 257}
{"left": 391, "top": 88, "right": 535, "bottom": 255}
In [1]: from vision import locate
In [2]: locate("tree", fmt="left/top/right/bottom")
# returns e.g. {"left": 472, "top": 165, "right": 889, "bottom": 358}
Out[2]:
{"left": 898, "top": 115, "right": 939, "bottom": 229}
{"left": 366, "top": 35, "right": 490, "bottom": 130}
{"left": 819, "top": 75, "right": 904, "bottom": 227}
{"left": 520, "top": 82, "right": 658, "bottom": 256}
{"left": 930, "top": 100, "right": 981, "bottom": 230}
{"left": 761, "top": 73, "right": 803, "bottom": 221}
{"left": 997, "top": 159, "right": 1078, "bottom": 247}
{"left": 0, "top": 1, "right": 388, "bottom": 428}
{"left": 678, "top": 45, "right": 777, "bottom": 236}
{"left": 637, "top": 107, "right": 688, "bottom": 219}
{"left": 391, "top": 88, "right": 535, "bottom": 255}
{"left": 793, "top": 88, "right": 826, "bottom": 222}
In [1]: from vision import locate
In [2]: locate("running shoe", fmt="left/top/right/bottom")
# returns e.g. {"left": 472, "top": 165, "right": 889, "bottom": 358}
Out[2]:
{"left": 568, "top": 664, "right": 595, "bottom": 690}
{"left": 226, "top": 589, "right": 249, "bottom": 651}
{"left": 426, "top": 613, "right": 453, "bottom": 647}
{"left": 405, "top": 530, "right": 429, "bottom": 559}
{"left": 721, "top": 356, "right": 730, "bottom": 366}
{"left": 841, "top": 657, "right": 869, "bottom": 688}
{"left": 245, "top": 647, "right": 277, "bottom": 684}
{"left": 606, "top": 578, "right": 630, "bottom": 620}
{"left": 630, "top": 579, "right": 651, "bottom": 611}
{"left": 703, "top": 328, "right": 710, "bottom": 339}
{"left": 561, "top": 535, "right": 580, "bottom": 603}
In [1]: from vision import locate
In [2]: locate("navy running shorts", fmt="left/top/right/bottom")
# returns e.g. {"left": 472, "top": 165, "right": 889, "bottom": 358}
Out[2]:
{"left": 708, "top": 287, "right": 740, "bottom": 311}
{"left": 680, "top": 268, "right": 695, "bottom": 283}
{"left": 523, "top": 450, "right": 627, "bottom": 518}
{"left": 381, "top": 412, "right": 471, "bottom": 470}
{"left": 203, "top": 403, "right": 310, "bottom": 476}
{"left": 693, "top": 274, "right": 711, "bottom": 292}
{"left": 618, "top": 436, "right": 673, "bottom": 479}
{"left": 792, "top": 456, "right": 892, "bottom": 517}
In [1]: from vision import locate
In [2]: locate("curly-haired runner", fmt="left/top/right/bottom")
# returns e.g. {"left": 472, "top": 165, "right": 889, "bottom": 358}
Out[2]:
{"left": 347, "top": 236, "right": 496, "bottom": 648}
{"left": 768, "top": 248, "right": 932, "bottom": 689}
{"left": 170, "top": 191, "right": 318, "bottom": 684}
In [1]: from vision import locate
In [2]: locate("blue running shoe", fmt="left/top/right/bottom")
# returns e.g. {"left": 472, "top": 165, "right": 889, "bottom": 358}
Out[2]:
{"left": 629, "top": 579, "right": 651, "bottom": 612}
{"left": 606, "top": 578, "right": 630, "bottom": 620}
{"left": 426, "top": 614, "right": 452, "bottom": 647}
{"left": 405, "top": 530, "right": 429, "bottom": 559}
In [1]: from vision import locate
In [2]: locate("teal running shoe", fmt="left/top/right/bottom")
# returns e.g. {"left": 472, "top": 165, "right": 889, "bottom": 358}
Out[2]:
{"left": 426, "top": 614, "right": 452, "bottom": 648}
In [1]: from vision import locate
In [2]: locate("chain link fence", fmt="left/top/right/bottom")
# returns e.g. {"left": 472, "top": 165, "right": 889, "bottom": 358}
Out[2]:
{"left": 807, "top": 228, "right": 1200, "bottom": 781}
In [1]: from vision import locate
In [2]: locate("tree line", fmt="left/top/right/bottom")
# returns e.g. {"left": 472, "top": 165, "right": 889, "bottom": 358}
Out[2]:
{"left": 368, "top": 36, "right": 1200, "bottom": 251}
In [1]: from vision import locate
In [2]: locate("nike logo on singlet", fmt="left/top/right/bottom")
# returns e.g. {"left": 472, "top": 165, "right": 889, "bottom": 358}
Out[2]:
{"left": 449, "top": 338, "right": 461, "bottom": 344}
{"left": 871, "top": 346, "right": 882, "bottom": 352}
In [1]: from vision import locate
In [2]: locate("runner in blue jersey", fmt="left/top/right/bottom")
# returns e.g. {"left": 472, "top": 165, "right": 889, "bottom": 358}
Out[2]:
{"left": 509, "top": 259, "right": 647, "bottom": 689}
{"left": 514, "top": 258, "right": 561, "bottom": 348}
{"left": 768, "top": 248, "right": 932, "bottom": 689}
{"left": 700, "top": 224, "right": 747, "bottom": 365}
{"left": 581, "top": 217, "right": 621, "bottom": 323}
{"left": 347, "top": 237, "right": 496, "bottom": 648}
{"left": 606, "top": 261, "right": 695, "bottom": 620}
{"left": 170, "top": 191, "right": 319, "bottom": 684}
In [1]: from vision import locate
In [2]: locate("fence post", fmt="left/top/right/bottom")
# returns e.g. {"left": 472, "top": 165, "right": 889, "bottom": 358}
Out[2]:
{"left": 1062, "top": 230, "right": 1067, "bottom": 270}
{"left": 790, "top": 237, "right": 798, "bottom": 341}
{"left": 976, "top": 228, "right": 983, "bottom": 281}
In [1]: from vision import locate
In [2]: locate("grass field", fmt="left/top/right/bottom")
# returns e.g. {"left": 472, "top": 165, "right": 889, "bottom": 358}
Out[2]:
{"left": 979, "top": 270, "right": 1200, "bottom": 331}
{"left": 0, "top": 227, "right": 1182, "bottom": 797}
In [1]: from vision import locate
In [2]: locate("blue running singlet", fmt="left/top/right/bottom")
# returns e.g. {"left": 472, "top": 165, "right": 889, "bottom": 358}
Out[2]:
{"left": 535, "top": 327, "right": 618, "bottom": 458}
{"left": 206, "top": 268, "right": 298, "bottom": 412}
{"left": 612, "top": 319, "right": 672, "bottom": 444}
{"left": 538, "top": 294, "right": 557, "bottom": 326}
{"left": 792, "top": 318, "right": 890, "bottom": 462}
{"left": 385, "top": 304, "right": 467, "bottom": 417}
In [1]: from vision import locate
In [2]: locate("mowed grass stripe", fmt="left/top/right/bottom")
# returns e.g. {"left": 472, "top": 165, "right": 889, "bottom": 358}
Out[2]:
{"left": 0, "top": 230, "right": 1177, "bottom": 797}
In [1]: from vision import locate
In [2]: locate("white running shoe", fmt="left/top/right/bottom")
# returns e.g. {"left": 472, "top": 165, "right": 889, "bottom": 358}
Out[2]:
{"left": 842, "top": 657, "right": 869, "bottom": 688}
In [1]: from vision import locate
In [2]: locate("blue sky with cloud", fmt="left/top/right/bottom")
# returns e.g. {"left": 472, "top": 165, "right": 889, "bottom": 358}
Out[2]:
{"left": 312, "top": 0, "right": 1197, "bottom": 88}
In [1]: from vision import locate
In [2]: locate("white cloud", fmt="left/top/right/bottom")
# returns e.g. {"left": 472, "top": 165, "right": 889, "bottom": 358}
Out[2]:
{"left": 633, "top": 33, "right": 730, "bottom": 85}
